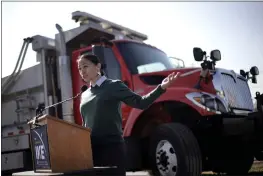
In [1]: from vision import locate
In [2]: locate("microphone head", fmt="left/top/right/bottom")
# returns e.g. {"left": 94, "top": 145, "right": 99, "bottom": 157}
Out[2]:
{"left": 81, "top": 85, "right": 88, "bottom": 93}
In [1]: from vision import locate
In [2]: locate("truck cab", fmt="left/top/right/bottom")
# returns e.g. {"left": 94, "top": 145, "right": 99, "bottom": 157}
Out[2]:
{"left": 68, "top": 11, "right": 263, "bottom": 175}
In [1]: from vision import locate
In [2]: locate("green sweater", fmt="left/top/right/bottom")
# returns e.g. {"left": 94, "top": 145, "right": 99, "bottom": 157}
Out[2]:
{"left": 80, "top": 79, "right": 166, "bottom": 145}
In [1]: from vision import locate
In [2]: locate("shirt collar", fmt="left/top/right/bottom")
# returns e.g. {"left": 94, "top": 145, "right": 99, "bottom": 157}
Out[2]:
{"left": 90, "top": 75, "right": 107, "bottom": 87}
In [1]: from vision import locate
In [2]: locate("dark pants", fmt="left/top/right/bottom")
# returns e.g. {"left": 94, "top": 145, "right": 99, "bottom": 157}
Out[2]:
{"left": 91, "top": 142, "right": 126, "bottom": 176}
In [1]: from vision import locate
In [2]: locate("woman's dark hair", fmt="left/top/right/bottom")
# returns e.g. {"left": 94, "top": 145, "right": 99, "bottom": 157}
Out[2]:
{"left": 77, "top": 53, "right": 105, "bottom": 76}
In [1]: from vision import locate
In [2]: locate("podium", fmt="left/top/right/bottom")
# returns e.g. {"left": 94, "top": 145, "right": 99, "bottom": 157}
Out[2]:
{"left": 27, "top": 114, "right": 93, "bottom": 173}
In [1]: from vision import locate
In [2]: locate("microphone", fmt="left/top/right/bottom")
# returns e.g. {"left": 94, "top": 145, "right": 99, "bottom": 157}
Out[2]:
{"left": 80, "top": 85, "right": 88, "bottom": 94}
{"left": 33, "top": 85, "right": 88, "bottom": 122}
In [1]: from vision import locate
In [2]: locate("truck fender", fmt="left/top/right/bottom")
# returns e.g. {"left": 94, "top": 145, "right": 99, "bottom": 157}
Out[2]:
{"left": 123, "top": 87, "right": 209, "bottom": 137}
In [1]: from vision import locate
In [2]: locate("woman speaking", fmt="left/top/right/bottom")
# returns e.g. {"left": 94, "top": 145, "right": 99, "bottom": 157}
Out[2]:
{"left": 77, "top": 53, "right": 180, "bottom": 176}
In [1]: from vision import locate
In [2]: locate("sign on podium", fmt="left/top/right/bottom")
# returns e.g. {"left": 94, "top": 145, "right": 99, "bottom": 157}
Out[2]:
{"left": 27, "top": 114, "right": 93, "bottom": 173}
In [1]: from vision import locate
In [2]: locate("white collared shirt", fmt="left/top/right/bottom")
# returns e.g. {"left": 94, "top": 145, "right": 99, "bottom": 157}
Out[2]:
{"left": 90, "top": 75, "right": 107, "bottom": 87}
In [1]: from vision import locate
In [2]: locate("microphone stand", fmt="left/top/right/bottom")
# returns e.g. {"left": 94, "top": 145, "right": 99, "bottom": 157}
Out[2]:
{"left": 30, "top": 87, "right": 87, "bottom": 126}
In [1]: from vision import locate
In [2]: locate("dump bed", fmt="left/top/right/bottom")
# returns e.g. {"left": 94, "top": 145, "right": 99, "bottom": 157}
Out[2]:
{"left": 2, "top": 64, "right": 45, "bottom": 130}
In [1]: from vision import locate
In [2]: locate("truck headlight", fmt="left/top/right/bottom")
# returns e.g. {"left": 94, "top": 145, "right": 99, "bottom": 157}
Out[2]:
{"left": 201, "top": 94, "right": 218, "bottom": 110}
{"left": 216, "top": 90, "right": 225, "bottom": 99}
{"left": 186, "top": 92, "right": 228, "bottom": 113}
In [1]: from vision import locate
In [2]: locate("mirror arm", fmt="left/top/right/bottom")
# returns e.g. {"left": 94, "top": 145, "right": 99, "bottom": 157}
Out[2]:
{"left": 169, "top": 57, "right": 185, "bottom": 68}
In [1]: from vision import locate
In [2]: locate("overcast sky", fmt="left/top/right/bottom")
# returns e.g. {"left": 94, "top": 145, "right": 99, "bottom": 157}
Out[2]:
{"left": 2, "top": 2, "right": 263, "bottom": 96}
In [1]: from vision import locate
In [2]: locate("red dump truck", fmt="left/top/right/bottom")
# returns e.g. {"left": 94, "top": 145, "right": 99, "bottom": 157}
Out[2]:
{"left": 2, "top": 11, "right": 263, "bottom": 176}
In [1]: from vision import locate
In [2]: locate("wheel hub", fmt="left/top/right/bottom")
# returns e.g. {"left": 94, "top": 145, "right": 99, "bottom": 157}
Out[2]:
{"left": 156, "top": 140, "right": 177, "bottom": 176}
{"left": 159, "top": 152, "right": 169, "bottom": 167}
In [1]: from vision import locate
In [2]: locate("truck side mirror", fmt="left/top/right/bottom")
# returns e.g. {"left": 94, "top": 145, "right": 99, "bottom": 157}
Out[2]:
{"left": 240, "top": 69, "right": 247, "bottom": 78}
{"left": 210, "top": 50, "right": 221, "bottom": 61}
{"left": 252, "top": 77, "right": 257, "bottom": 84}
{"left": 193, "top": 47, "right": 205, "bottom": 61}
{"left": 250, "top": 66, "right": 259, "bottom": 84}
{"left": 169, "top": 57, "right": 185, "bottom": 68}
{"left": 250, "top": 66, "right": 259, "bottom": 76}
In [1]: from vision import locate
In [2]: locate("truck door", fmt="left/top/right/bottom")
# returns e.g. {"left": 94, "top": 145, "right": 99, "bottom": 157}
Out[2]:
{"left": 91, "top": 45, "right": 122, "bottom": 80}
{"left": 92, "top": 45, "right": 131, "bottom": 128}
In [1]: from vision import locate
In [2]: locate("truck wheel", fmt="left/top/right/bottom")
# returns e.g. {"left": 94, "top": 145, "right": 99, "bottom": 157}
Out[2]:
{"left": 149, "top": 123, "right": 202, "bottom": 176}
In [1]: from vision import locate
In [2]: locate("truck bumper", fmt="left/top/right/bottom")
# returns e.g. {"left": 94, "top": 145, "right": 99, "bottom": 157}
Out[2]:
{"left": 221, "top": 111, "right": 263, "bottom": 149}
{"left": 222, "top": 111, "right": 263, "bottom": 133}
{"left": 203, "top": 110, "right": 263, "bottom": 140}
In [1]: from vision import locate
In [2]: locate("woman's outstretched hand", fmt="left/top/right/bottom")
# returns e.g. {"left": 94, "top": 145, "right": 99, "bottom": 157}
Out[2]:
{"left": 161, "top": 72, "right": 181, "bottom": 90}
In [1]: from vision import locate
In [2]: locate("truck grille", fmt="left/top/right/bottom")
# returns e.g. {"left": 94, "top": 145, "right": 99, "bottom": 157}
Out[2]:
{"left": 221, "top": 73, "right": 253, "bottom": 110}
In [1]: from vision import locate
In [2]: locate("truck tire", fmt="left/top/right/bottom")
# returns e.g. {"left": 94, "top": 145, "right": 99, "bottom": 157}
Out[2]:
{"left": 149, "top": 123, "right": 202, "bottom": 176}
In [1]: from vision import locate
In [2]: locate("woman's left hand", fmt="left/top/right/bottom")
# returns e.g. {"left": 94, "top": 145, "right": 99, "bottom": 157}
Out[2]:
{"left": 161, "top": 72, "right": 181, "bottom": 90}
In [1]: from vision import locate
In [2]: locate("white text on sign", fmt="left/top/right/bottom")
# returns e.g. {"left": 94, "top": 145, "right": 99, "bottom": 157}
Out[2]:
{"left": 35, "top": 145, "right": 45, "bottom": 160}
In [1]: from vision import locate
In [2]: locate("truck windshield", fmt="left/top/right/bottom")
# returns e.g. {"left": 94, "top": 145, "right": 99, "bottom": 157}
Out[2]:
{"left": 116, "top": 42, "right": 175, "bottom": 74}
